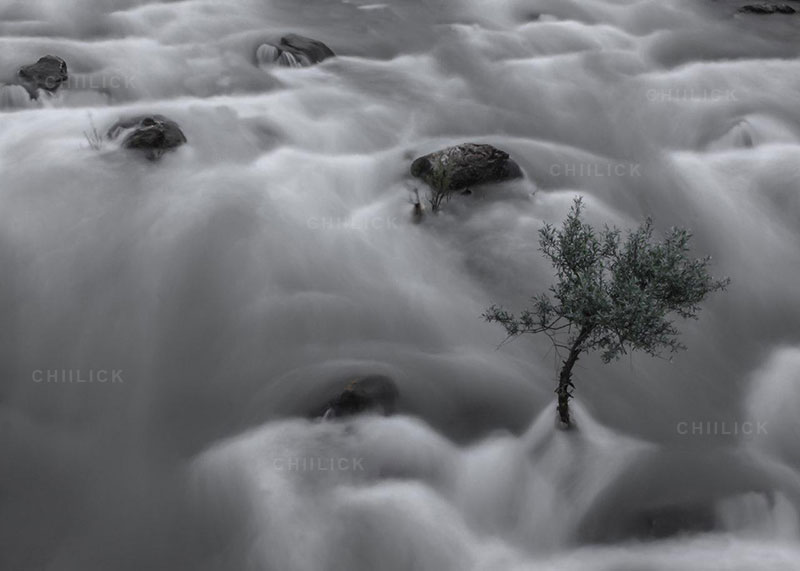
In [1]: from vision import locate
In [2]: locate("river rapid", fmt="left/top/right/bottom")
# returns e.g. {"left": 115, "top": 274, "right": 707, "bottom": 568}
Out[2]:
{"left": 1, "top": 0, "right": 800, "bottom": 569}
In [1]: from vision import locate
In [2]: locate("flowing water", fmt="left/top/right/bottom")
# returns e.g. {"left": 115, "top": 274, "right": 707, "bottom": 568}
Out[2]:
{"left": 1, "top": 0, "right": 800, "bottom": 569}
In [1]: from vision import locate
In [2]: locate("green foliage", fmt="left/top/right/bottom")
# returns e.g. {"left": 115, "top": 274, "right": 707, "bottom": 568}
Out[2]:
{"left": 427, "top": 159, "right": 454, "bottom": 213}
{"left": 484, "top": 197, "right": 729, "bottom": 425}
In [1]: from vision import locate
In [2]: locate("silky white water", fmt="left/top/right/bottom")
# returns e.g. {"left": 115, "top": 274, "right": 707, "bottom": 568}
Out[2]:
{"left": 1, "top": 0, "right": 800, "bottom": 569}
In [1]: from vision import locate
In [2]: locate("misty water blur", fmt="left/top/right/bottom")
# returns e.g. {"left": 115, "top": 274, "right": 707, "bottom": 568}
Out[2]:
{"left": 1, "top": 0, "right": 800, "bottom": 569}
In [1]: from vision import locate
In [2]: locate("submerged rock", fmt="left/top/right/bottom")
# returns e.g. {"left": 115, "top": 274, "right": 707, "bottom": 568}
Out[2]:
{"left": 737, "top": 3, "right": 796, "bottom": 14}
{"left": 107, "top": 114, "right": 187, "bottom": 161}
{"left": 410, "top": 143, "right": 523, "bottom": 192}
{"left": 320, "top": 375, "right": 399, "bottom": 419}
{"left": 629, "top": 502, "right": 718, "bottom": 540}
{"left": 577, "top": 449, "right": 781, "bottom": 543}
{"left": 18, "top": 55, "right": 68, "bottom": 99}
{"left": 256, "top": 34, "right": 335, "bottom": 68}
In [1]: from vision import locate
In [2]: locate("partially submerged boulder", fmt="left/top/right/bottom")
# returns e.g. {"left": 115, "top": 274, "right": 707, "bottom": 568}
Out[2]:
{"left": 320, "top": 375, "right": 399, "bottom": 420}
{"left": 623, "top": 501, "right": 718, "bottom": 540}
{"left": 107, "top": 114, "right": 187, "bottom": 161}
{"left": 18, "top": 55, "right": 68, "bottom": 99}
{"left": 576, "top": 449, "right": 782, "bottom": 543}
{"left": 737, "top": 3, "right": 796, "bottom": 14}
{"left": 256, "top": 33, "right": 335, "bottom": 68}
{"left": 410, "top": 143, "right": 523, "bottom": 192}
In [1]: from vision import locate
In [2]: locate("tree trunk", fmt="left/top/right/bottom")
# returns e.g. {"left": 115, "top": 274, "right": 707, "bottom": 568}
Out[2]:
{"left": 556, "top": 327, "right": 591, "bottom": 428}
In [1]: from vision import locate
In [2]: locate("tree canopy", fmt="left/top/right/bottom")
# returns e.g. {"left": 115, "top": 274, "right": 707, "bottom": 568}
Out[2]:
{"left": 484, "top": 197, "right": 729, "bottom": 427}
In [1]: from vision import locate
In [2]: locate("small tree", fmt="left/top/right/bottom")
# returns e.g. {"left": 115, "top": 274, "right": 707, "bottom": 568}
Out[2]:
{"left": 426, "top": 160, "right": 454, "bottom": 213}
{"left": 484, "top": 197, "right": 729, "bottom": 428}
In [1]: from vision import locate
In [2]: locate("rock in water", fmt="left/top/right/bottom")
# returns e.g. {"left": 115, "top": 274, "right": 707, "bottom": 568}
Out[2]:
{"left": 18, "top": 55, "right": 68, "bottom": 99}
{"left": 107, "top": 115, "right": 187, "bottom": 161}
{"left": 256, "top": 34, "right": 335, "bottom": 68}
{"left": 737, "top": 4, "right": 796, "bottom": 14}
{"left": 321, "top": 375, "right": 399, "bottom": 419}
{"left": 410, "top": 143, "right": 523, "bottom": 191}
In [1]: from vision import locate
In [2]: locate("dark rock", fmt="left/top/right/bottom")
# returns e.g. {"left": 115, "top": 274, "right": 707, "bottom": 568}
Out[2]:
{"left": 410, "top": 143, "right": 523, "bottom": 191}
{"left": 256, "top": 33, "right": 335, "bottom": 68}
{"left": 576, "top": 449, "right": 780, "bottom": 544}
{"left": 107, "top": 114, "right": 187, "bottom": 161}
{"left": 18, "top": 55, "right": 68, "bottom": 99}
{"left": 737, "top": 3, "right": 796, "bottom": 14}
{"left": 320, "top": 375, "right": 399, "bottom": 420}
{"left": 629, "top": 502, "right": 717, "bottom": 540}
{"left": 280, "top": 33, "right": 335, "bottom": 63}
